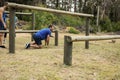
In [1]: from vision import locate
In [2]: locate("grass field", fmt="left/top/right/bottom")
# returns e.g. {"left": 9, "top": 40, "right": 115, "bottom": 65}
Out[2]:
{"left": 0, "top": 33, "right": 120, "bottom": 80}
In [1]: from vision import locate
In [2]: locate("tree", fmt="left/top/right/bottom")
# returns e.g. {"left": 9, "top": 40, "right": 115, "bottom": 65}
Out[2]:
{"left": 74, "top": 0, "right": 77, "bottom": 12}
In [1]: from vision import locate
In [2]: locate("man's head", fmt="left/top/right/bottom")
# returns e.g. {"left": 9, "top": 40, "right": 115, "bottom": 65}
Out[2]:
{"left": 48, "top": 24, "right": 54, "bottom": 31}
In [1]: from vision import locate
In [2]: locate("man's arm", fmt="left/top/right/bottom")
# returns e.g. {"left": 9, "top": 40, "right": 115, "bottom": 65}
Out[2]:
{"left": 45, "top": 35, "right": 50, "bottom": 46}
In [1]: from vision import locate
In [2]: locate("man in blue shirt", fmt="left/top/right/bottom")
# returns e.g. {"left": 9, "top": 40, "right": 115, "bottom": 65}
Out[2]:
{"left": 25, "top": 24, "right": 54, "bottom": 49}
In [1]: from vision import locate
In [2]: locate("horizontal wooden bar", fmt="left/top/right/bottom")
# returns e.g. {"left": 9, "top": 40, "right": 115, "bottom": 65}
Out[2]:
{"left": 5, "top": 11, "right": 32, "bottom": 15}
{"left": 0, "top": 30, "right": 57, "bottom": 33}
{"left": 0, "top": 30, "right": 38, "bottom": 33}
{"left": 6, "top": 2, "right": 94, "bottom": 18}
{"left": 66, "top": 35, "right": 120, "bottom": 42}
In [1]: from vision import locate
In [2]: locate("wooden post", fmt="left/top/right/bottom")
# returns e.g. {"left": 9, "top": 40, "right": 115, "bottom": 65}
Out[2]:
{"left": 97, "top": 6, "right": 100, "bottom": 32}
{"left": 55, "top": 30, "right": 58, "bottom": 46}
{"left": 85, "top": 17, "right": 90, "bottom": 49}
{"left": 31, "top": 12, "right": 35, "bottom": 41}
{"left": 64, "top": 36, "right": 73, "bottom": 66}
{"left": 9, "top": 8, "right": 15, "bottom": 53}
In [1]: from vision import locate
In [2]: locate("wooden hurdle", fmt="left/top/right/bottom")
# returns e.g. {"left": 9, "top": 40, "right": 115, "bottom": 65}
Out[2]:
{"left": 64, "top": 35, "right": 120, "bottom": 65}
{"left": 7, "top": 10, "right": 35, "bottom": 53}
{"left": 5, "top": 11, "right": 32, "bottom": 15}
{"left": 6, "top": 2, "right": 93, "bottom": 53}
{"left": 0, "top": 30, "right": 58, "bottom": 45}
{"left": 5, "top": 11, "right": 35, "bottom": 41}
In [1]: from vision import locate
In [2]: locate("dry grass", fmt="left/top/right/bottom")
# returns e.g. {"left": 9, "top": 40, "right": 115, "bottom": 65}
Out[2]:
{"left": 0, "top": 33, "right": 120, "bottom": 80}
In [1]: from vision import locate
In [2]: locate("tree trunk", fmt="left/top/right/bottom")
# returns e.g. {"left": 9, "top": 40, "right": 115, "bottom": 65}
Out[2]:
{"left": 55, "top": 0, "right": 59, "bottom": 8}
{"left": 74, "top": 0, "right": 77, "bottom": 12}
{"left": 96, "top": 6, "right": 100, "bottom": 32}
{"left": 78, "top": 0, "right": 82, "bottom": 13}
{"left": 42, "top": 0, "right": 46, "bottom": 5}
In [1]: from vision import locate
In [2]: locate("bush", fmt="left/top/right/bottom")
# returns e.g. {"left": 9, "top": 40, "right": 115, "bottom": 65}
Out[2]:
{"left": 100, "top": 16, "right": 120, "bottom": 32}
{"left": 112, "top": 21, "right": 120, "bottom": 32}
{"left": 100, "top": 16, "right": 112, "bottom": 32}
{"left": 68, "top": 27, "right": 80, "bottom": 34}
{"left": 22, "top": 11, "right": 86, "bottom": 30}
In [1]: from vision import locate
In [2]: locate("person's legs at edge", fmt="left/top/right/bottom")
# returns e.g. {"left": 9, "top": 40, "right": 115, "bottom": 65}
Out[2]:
{"left": 0, "top": 33, "right": 6, "bottom": 48}
{"left": 3, "top": 28, "right": 7, "bottom": 44}
{"left": 0, "top": 34, "right": 3, "bottom": 45}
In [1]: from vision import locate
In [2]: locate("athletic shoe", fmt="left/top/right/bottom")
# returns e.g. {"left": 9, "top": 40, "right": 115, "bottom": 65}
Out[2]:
{"left": 25, "top": 43, "right": 30, "bottom": 49}
{"left": 0, "top": 45, "right": 6, "bottom": 48}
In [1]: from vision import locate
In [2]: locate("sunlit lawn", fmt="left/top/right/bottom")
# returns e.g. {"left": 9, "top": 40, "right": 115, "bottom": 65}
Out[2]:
{"left": 0, "top": 33, "right": 120, "bottom": 80}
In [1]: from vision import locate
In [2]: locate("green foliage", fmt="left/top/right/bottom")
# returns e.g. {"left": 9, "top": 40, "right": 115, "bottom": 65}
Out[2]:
{"left": 68, "top": 27, "right": 80, "bottom": 34}
{"left": 24, "top": 11, "right": 84, "bottom": 30}
{"left": 5, "top": 0, "right": 120, "bottom": 32}
{"left": 100, "top": 16, "right": 112, "bottom": 32}
{"left": 20, "top": 10, "right": 120, "bottom": 33}
{"left": 112, "top": 21, "right": 120, "bottom": 32}
{"left": 21, "top": 10, "right": 119, "bottom": 32}
{"left": 34, "top": 11, "right": 57, "bottom": 30}
{"left": 100, "top": 16, "right": 120, "bottom": 32}
{"left": 59, "top": 15, "right": 84, "bottom": 27}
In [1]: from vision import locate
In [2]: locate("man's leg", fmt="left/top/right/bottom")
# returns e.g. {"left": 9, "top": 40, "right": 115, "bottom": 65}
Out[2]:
{"left": 0, "top": 33, "right": 3, "bottom": 45}
{"left": 25, "top": 41, "right": 38, "bottom": 49}
{"left": 3, "top": 33, "right": 7, "bottom": 44}
{"left": 0, "top": 36, "right": 2, "bottom": 46}
{"left": 0, "top": 33, "right": 6, "bottom": 48}
{"left": 30, "top": 44, "right": 42, "bottom": 49}
{"left": 38, "top": 45, "right": 42, "bottom": 48}
{"left": 30, "top": 41, "right": 42, "bottom": 49}
{"left": 30, "top": 36, "right": 42, "bottom": 49}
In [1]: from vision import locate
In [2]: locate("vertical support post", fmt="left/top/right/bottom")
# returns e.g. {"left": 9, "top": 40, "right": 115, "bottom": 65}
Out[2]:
{"left": 85, "top": 17, "right": 90, "bottom": 49}
{"left": 9, "top": 8, "right": 15, "bottom": 53}
{"left": 55, "top": 30, "right": 58, "bottom": 46}
{"left": 31, "top": 12, "right": 35, "bottom": 41}
{"left": 64, "top": 36, "right": 73, "bottom": 66}
{"left": 97, "top": 5, "right": 100, "bottom": 32}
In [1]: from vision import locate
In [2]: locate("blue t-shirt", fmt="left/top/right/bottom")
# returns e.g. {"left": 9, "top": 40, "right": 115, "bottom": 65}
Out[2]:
{"left": 35, "top": 28, "right": 51, "bottom": 40}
